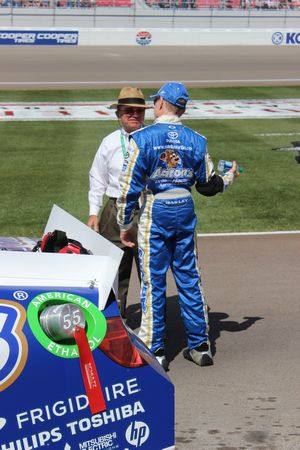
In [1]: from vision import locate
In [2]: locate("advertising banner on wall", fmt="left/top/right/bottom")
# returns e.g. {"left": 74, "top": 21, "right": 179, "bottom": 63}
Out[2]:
{"left": 1, "top": 27, "right": 299, "bottom": 46}
{"left": 272, "top": 31, "right": 300, "bottom": 45}
{"left": 0, "top": 31, "right": 78, "bottom": 45}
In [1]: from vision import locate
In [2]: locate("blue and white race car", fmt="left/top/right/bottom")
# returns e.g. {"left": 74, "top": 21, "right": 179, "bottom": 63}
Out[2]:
{"left": 0, "top": 206, "right": 174, "bottom": 450}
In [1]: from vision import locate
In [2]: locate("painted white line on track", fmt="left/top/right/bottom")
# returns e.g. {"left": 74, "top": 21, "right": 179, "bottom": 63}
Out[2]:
{"left": 1, "top": 78, "right": 300, "bottom": 86}
{"left": 197, "top": 230, "right": 300, "bottom": 237}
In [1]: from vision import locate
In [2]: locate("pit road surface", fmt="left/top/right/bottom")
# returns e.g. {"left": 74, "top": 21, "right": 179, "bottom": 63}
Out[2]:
{"left": 127, "top": 233, "right": 300, "bottom": 450}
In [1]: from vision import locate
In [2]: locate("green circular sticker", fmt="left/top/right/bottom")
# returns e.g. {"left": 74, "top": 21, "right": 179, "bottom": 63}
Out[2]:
{"left": 27, "top": 291, "right": 107, "bottom": 359}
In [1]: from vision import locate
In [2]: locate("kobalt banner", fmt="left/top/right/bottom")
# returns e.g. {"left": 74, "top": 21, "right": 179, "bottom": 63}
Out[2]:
{"left": 0, "top": 31, "right": 78, "bottom": 45}
{"left": 272, "top": 31, "right": 300, "bottom": 45}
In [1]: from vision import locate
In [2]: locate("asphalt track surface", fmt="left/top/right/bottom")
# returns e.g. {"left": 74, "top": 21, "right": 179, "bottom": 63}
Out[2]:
{"left": 0, "top": 45, "right": 300, "bottom": 88}
{"left": 2, "top": 45, "right": 300, "bottom": 449}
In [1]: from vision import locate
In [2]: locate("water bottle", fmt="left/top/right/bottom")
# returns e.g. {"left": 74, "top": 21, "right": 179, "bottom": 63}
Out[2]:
{"left": 217, "top": 160, "right": 244, "bottom": 173}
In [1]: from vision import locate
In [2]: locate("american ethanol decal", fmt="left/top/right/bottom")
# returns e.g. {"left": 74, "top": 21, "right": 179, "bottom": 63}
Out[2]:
{"left": 27, "top": 292, "right": 106, "bottom": 358}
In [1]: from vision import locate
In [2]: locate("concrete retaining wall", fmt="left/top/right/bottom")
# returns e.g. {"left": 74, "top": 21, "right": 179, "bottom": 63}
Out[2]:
{"left": 0, "top": 27, "right": 299, "bottom": 45}
{"left": 78, "top": 27, "right": 299, "bottom": 45}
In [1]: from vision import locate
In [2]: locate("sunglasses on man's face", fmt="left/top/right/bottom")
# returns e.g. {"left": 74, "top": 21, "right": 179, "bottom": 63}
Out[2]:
{"left": 119, "top": 107, "right": 145, "bottom": 116}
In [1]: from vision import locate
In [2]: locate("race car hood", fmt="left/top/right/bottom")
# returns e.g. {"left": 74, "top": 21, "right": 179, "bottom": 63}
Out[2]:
{"left": 0, "top": 205, "right": 123, "bottom": 310}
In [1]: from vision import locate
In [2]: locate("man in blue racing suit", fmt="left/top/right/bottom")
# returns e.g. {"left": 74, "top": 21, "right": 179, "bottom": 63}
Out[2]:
{"left": 117, "top": 82, "right": 238, "bottom": 371}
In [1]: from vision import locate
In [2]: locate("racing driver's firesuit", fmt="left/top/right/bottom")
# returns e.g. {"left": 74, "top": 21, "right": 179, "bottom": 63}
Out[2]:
{"left": 117, "top": 82, "right": 238, "bottom": 369}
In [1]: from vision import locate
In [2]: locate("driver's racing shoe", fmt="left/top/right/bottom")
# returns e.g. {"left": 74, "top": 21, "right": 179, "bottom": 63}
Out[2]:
{"left": 183, "top": 342, "right": 213, "bottom": 367}
{"left": 154, "top": 348, "right": 169, "bottom": 372}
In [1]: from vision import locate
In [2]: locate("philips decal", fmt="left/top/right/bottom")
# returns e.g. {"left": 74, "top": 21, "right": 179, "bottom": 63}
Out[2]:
{"left": 0, "top": 427, "right": 63, "bottom": 450}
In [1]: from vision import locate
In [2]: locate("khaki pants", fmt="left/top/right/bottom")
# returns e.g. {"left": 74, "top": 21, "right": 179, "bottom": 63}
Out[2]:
{"left": 99, "top": 197, "right": 140, "bottom": 317}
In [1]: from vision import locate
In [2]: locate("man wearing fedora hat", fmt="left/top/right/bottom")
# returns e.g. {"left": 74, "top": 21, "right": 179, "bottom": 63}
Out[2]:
{"left": 87, "top": 87, "right": 150, "bottom": 318}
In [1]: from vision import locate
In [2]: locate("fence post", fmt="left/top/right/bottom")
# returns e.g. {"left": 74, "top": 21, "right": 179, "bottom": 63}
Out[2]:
{"left": 172, "top": 4, "right": 175, "bottom": 28}
{"left": 53, "top": 0, "right": 56, "bottom": 27}
{"left": 10, "top": 2, "right": 13, "bottom": 27}
{"left": 133, "top": 0, "right": 136, "bottom": 28}
{"left": 247, "top": 5, "right": 251, "bottom": 28}
{"left": 283, "top": 6, "right": 287, "bottom": 28}
{"left": 210, "top": 7, "right": 213, "bottom": 28}
{"left": 93, "top": 1, "right": 96, "bottom": 28}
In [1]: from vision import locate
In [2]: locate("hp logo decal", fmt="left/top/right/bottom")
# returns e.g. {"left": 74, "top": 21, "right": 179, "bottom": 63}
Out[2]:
{"left": 126, "top": 421, "right": 150, "bottom": 447}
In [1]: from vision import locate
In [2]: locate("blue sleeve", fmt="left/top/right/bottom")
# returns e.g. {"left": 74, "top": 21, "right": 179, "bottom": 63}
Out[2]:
{"left": 195, "top": 150, "right": 235, "bottom": 195}
{"left": 193, "top": 135, "right": 210, "bottom": 184}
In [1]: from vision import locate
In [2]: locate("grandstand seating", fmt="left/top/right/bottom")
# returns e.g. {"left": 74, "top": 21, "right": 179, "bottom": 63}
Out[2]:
{"left": 145, "top": 0, "right": 299, "bottom": 7}
{"left": 0, "top": 0, "right": 299, "bottom": 7}
{"left": 0, "top": 0, "right": 132, "bottom": 5}
{"left": 147, "top": 0, "right": 241, "bottom": 7}
{"left": 95, "top": 0, "right": 132, "bottom": 5}
{"left": 55, "top": 0, "right": 132, "bottom": 6}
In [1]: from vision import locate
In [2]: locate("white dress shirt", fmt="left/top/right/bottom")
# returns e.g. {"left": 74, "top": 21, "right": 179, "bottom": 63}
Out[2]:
{"left": 88, "top": 128, "right": 129, "bottom": 216}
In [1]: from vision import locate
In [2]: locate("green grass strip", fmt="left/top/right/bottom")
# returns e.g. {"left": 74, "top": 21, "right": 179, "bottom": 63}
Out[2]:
{"left": 1, "top": 86, "right": 300, "bottom": 236}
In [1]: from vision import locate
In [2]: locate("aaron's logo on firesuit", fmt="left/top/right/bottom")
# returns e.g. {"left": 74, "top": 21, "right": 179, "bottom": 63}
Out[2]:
{"left": 160, "top": 150, "right": 181, "bottom": 169}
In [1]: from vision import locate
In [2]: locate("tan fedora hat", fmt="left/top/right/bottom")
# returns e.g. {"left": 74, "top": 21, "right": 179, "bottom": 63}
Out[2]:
{"left": 109, "top": 87, "right": 151, "bottom": 109}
